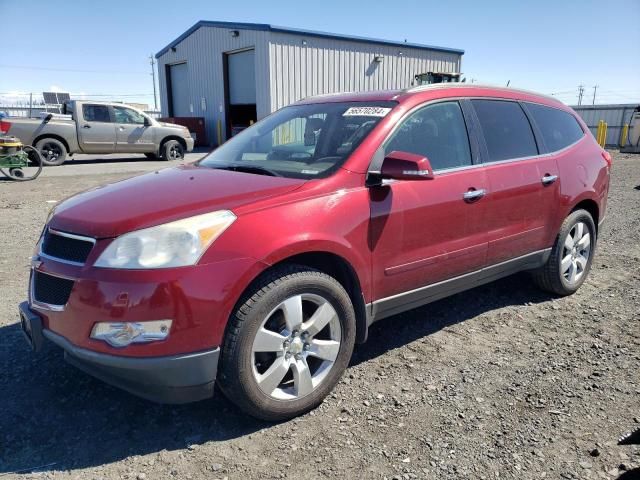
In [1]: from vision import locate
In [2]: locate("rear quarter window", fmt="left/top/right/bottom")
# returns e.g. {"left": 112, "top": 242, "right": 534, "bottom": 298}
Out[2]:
{"left": 526, "top": 103, "right": 584, "bottom": 152}
{"left": 472, "top": 99, "right": 538, "bottom": 162}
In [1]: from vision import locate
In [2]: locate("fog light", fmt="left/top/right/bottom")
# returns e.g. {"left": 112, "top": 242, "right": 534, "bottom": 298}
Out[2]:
{"left": 91, "top": 320, "right": 172, "bottom": 348}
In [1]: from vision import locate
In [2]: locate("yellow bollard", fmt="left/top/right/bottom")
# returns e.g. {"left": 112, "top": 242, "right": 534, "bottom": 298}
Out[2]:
{"left": 620, "top": 123, "right": 629, "bottom": 147}
{"left": 597, "top": 120, "right": 606, "bottom": 147}
{"left": 602, "top": 122, "right": 608, "bottom": 147}
{"left": 596, "top": 120, "right": 603, "bottom": 146}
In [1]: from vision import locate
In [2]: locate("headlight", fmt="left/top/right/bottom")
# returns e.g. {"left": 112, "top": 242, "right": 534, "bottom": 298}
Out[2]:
{"left": 94, "top": 210, "right": 236, "bottom": 269}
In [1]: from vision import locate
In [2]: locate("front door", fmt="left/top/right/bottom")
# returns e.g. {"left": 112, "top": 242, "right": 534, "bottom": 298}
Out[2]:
{"left": 78, "top": 104, "right": 116, "bottom": 153}
{"left": 112, "top": 106, "right": 155, "bottom": 153}
{"left": 370, "top": 101, "right": 489, "bottom": 315}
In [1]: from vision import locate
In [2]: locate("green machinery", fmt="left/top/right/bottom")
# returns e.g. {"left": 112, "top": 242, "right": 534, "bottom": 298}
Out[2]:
{"left": 0, "top": 136, "right": 42, "bottom": 181}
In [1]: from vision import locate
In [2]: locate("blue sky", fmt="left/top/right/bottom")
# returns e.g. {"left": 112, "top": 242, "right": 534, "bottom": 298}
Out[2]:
{"left": 2, "top": 0, "right": 639, "bottom": 108}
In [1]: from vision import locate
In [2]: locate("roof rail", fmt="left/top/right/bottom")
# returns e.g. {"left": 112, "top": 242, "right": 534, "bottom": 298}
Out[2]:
{"left": 404, "top": 83, "right": 561, "bottom": 103}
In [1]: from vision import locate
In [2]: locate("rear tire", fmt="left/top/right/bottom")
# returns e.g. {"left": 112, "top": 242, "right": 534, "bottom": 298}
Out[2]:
{"left": 161, "top": 140, "right": 184, "bottom": 161}
{"left": 35, "top": 138, "right": 67, "bottom": 166}
{"left": 532, "top": 209, "right": 596, "bottom": 296}
{"left": 217, "top": 265, "right": 356, "bottom": 421}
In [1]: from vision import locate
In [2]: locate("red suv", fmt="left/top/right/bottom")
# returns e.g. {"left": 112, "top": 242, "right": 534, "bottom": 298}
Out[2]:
{"left": 19, "top": 85, "right": 610, "bottom": 420}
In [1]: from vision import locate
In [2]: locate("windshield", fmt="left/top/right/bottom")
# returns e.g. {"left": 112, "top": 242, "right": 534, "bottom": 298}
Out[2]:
{"left": 199, "top": 101, "right": 397, "bottom": 179}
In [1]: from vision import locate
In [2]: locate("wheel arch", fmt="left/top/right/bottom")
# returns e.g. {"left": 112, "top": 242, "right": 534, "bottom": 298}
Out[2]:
{"left": 234, "top": 250, "right": 370, "bottom": 344}
{"left": 32, "top": 134, "right": 71, "bottom": 154}
{"left": 571, "top": 198, "right": 600, "bottom": 233}
{"left": 159, "top": 135, "right": 187, "bottom": 153}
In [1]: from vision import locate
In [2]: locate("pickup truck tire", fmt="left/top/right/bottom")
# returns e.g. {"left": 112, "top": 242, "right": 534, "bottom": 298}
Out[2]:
{"left": 35, "top": 138, "right": 67, "bottom": 166}
{"left": 161, "top": 140, "right": 184, "bottom": 161}
{"left": 218, "top": 265, "right": 356, "bottom": 421}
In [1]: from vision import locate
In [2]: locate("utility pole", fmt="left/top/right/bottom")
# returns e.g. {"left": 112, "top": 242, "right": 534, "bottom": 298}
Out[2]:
{"left": 592, "top": 85, "right": 598, "bottom": 105}
{"left": 149, "top": 54, "right": 158, "bottom": 111}
{"left": 578, "top": 85, "right": 585, "bottom": 105}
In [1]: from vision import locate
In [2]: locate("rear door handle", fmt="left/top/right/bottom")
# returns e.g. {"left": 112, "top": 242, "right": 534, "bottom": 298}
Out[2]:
{"left": 463, "top": 188, "right": 486, "bottom": 202}
{"left": 541, "top": 174, "right": 558, "bottom": 185}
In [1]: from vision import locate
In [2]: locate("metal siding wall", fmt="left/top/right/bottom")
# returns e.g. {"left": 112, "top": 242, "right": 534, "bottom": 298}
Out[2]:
{"left": 267, "top": 33, "right": 461, "bottom": 111}
{"left": 157, "top": 26, "right": 271, "bottom": 145}
{"left": 571, "top": 104, "right": 637, "bottom": 147}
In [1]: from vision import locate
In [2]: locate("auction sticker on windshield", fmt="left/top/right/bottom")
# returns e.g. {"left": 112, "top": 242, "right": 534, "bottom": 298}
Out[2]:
{"left": 343, "top": 106, "right": 392, "bottom": 117}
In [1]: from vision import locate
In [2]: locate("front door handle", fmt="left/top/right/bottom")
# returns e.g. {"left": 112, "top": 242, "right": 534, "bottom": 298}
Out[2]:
{"left": 541, "top": 174, "right": 558, "bottom": 185}
{"left": 82, "top": 124, "right": 91, "bottom": 129}
{"left": 463, "top": 188, "right": 486, "bottom": 202}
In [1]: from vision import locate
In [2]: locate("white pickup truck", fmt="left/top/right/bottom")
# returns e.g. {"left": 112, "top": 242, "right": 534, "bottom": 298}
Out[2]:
{"left": 1, "top": 100, "right": 194, "bottom": 165}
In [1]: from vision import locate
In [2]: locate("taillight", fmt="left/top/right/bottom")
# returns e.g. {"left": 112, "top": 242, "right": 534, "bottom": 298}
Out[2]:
{"left": 601, "top": 150, "right": 612, "bottom": 168}
{"left": 0, "top": 120, "right": 11, "bottom": 134}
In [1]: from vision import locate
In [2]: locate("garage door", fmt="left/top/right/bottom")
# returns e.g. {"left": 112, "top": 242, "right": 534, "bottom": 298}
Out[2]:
{"left": 169, "top": 62, "right": 190, "bottom": 117}
{"left": 228, "top": 49, "right": 256, "bottom": 105}
{"left": 225, "top": 49, "right": 257, "bottom": 137}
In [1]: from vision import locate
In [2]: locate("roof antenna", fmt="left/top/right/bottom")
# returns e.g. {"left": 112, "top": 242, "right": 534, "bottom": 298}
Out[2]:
{"left": 506, "top": 80, "right": 511, "bottom": 87}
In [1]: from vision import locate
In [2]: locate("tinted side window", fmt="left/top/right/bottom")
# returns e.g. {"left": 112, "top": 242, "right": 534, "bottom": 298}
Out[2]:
{"left": 83, "top": 104, "right": 111, "bottom": 123}
{"left": 472, "top": 100, "right": 538, "bottom": 161}
{"left": 385, "top": 101, "right": 472, "bottom": 171}
{"left": 526, "top": 103, "right": 584, "bottom": 152}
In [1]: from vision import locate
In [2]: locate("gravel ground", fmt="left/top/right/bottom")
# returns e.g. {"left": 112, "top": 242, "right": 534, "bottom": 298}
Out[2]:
{"left": 0, "top": 152, "right": 638, "bottom": 480}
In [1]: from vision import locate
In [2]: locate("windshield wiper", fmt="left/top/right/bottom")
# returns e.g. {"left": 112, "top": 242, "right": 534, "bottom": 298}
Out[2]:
{"left": 212, "top": 164, "right": 281, "bottom": 177}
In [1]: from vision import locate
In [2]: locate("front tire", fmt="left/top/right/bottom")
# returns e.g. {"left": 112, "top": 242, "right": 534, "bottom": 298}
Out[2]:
{"left": 532, "top": 209, "right": 596, "bottom": 296}
{"left": 161, "top": 140, "right": 184, "bottom": 161}
{"left": 218, "top": 265, "right": 356, "bottom": 421}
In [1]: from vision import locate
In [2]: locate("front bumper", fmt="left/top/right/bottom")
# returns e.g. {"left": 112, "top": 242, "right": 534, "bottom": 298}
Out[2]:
{"left": 185, "top": 137, "right": 195, "bottom": 152}
{"left": 20, "top": 301, "right": 219, "bottom": 404}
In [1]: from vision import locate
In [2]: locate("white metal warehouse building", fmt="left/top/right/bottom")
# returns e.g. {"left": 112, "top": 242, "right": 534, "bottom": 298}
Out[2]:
{"left": 156, "top": 20, "right": 464, "bottom": 145}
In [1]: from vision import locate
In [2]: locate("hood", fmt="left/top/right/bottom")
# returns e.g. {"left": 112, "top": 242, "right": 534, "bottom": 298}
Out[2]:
{"left": 158, "top": 122, "right": 187, "bottom": 129}
{"left": 49, "top": 165, "right": 305, "bottom": 238}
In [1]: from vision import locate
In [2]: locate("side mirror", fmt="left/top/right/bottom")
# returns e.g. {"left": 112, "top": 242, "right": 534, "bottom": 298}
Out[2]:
{"left": 380, "top": 150, "right": 434, "bottom": 181}
{"left": 143, "top": 116, "right": 151, "bottom": 127}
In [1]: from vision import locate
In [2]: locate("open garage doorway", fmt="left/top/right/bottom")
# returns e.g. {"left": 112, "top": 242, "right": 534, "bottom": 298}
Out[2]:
{"left": 166, "top": 62, "right": 190, "bottom": 117}
{"left": 223, "top": 48, "right": 257, "bottom": 138}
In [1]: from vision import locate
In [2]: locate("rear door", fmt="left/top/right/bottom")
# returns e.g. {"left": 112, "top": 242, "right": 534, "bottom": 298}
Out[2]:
{"left": 523, "top": 102, "right": 587, "bottom": 245}
{"left": 370, "top": 100, "right": 489, "bottom": 312}
{"left": 78, "top": 104, "right": 116, "bottom": 153}
{"left": 112, "top": 106, "right": 155, "bottom": 153}
{"left": 471, "top": 99, "right": 560, "bottom": 265}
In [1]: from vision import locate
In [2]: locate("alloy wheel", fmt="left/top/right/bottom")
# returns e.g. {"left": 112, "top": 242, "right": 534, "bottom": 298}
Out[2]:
{"left": 251, "top": 293, "right": 341, "bottom": 400}
{"left": 41, "top": 142, "right": 61, "bottom": 162}
{"left": 168, "top": 144, "right": 183, "bottom": 160}
{"left": 561, "top": 221, "right": 591, "bottom": 285}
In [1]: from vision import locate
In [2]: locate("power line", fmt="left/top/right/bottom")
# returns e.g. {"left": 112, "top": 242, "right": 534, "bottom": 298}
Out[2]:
{"left": 0, "top": 64, "right": 148, "bottom": 75}
{"left": 0, "top": 92, "right": 154, "bottom": 97}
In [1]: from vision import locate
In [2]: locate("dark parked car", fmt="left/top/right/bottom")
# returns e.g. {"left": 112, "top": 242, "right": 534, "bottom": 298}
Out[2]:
{"left": 20, "top": 85, "right": 611, "bottom": 420}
